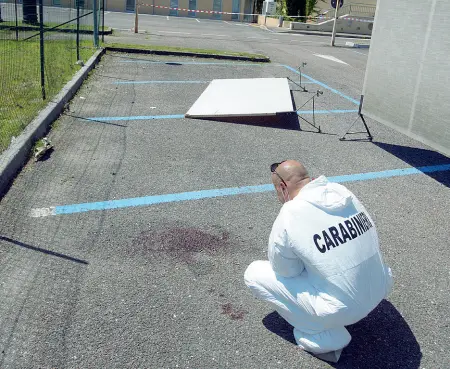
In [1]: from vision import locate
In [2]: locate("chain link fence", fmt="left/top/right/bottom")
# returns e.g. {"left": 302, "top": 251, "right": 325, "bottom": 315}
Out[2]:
{"left": 0, "top": 0, "right": 105, "bottom": 153}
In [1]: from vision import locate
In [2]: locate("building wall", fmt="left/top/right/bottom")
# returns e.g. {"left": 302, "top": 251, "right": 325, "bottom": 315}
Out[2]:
{"left": 41, "top": 0, "right": 254, "bottom": 21}
{"left": 107, "top": 0, "right": 126, "bottom": 12}
{"left": 362, "top": 0, "right": 450, "bottom": 156}
{"left": 291, "top": 17, "right": 373, "bottom": 34}
{"left": 136, "top": 0, "right": 249, "bottom": 20}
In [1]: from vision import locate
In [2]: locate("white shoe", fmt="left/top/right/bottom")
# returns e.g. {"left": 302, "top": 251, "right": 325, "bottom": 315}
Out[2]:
{"left": 294, "top": 327, "right": 350, "bottom": 362}
{"left": 310, "top": 349, "right": 343, "bottom": 363}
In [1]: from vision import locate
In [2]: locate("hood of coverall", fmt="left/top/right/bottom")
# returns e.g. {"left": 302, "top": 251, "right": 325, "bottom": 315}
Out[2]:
{"left": 299, "top": 176, "right": 353, "bottom": 212}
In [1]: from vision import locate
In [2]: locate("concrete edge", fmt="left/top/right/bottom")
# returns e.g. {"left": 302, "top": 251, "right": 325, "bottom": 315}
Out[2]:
{"left": 281, "top": 30, "right": 371, "bottom": 39}
{"left": 0, "top": 48, "right": 105, "bottom": 199}
{"left": 345, "top": 41, "right": 370, "bottom": 48}
{"left": 104, "top": 46, "right": 271, "bottom": 63}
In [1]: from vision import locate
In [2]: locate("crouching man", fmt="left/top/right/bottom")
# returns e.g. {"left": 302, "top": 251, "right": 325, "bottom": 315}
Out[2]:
{"left": 244, "top": 160, "right": 393, "bottom": 363}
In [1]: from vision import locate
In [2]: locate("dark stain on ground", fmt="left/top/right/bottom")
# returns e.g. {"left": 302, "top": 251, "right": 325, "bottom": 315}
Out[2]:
{"left": 208, "top": 287, "right": 227, "bottom": 298}
{"left": 131, "top": 226, "right": 232, "bottom": 263}
{"left": 221, "top": 303, "right": 248, "bottom": 321}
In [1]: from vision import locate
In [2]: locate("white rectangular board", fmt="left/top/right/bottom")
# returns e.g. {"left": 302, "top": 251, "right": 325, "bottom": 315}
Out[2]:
{"left": 185, "top": 78, "right": 294, "bottom": 118}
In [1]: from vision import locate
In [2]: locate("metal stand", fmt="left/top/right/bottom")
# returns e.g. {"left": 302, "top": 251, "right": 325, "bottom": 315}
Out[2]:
{"left": 339, "top": 95, "right": 373, "bottom": 141}
{"left": 288, "top": 62, "right": 308, "bottom": 92}
{"left": 297, "top": 90, "right": 323, "bottom": 133}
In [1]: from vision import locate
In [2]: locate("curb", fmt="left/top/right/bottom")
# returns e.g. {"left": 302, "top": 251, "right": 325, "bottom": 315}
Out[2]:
{"left": 280, "top": 30, "right": 371, "bottom": 39}
{"left": 0, "top": 48, "right": 105, "bottom": 198}
{"left": 345, "top": 41, "right": 370, "bottom": 48}
{"left": 104, "top": 46, "right": 270, "bottom": 63}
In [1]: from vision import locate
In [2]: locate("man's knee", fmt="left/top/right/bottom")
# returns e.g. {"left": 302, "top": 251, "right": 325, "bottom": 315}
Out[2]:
{"left": 244, "top": 260, "right": 272, "bottom": 287}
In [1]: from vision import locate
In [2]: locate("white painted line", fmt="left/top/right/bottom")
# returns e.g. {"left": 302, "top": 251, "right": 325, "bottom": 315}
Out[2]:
{"left": 202, "top": 34, "right": 227, "bottom": 37}
{"left": 349, "top": 49, "right": 368, "bottom": 56}
{"left": 289, "top": 40, "right": 328, "bottom": 45}
{"left": 167, "top": 16, "right": 169, "bottom": 20}
{"left": 30, "top": 207, "right": 56, "bottom": 218}
{"left": 247, "top": 37, "right": 272, "bottom": 40}
{"left": 340, "top": 37, "right": 371, "bottom": 41}
{"left": 157, "top": 31, "right": 190, "bottom": 35}
{"left": 223, "top": 21, "right": 231, "bottom": 25}
{"left": 196, "top": 18, "right": 200, "bottom": 23}
{"left": 278, "top": 33, "right": 304, "bottom": 37}
{"left": 314, "top": 54, "right": 349, "bottom": 65}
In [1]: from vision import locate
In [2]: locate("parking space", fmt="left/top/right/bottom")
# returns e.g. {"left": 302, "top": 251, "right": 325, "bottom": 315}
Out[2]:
{"left": 1, "top": 46, "right": 449, "bottom": 368}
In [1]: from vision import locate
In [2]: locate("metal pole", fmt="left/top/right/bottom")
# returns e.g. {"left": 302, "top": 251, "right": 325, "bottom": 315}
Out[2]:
{"left": 38, "top": 0, "right": 45, "bottom": 99}
{"left": 14, "top": 0, "right": 19, "bottom": 41}
{"left": 93, "top": 0, "right": 99, "bottom": 47}
{"left": 76, "top": 0, "right": 80, "bottom": 60}
{"left": 312, "top": 95, "right": 315, "bottom": 127}
{"left": 134, "top": 0, "right": 138, "bottom": 33}
{"left": 102, "top": 0, "right": 105, "bottom": 42}
{"left": 331, "top": 1, "right": 339, "bottom": 46}
{"left": 299, "top": 66, "right": 302, "bottom": 88}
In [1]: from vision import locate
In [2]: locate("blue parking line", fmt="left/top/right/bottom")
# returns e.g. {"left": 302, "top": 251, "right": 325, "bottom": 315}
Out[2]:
{"left": 55, "top": 184, "right": 274, "bottom": 215}
{"left": 118, "top": 60, "right": 260, "bottom": 66}
{"left": 280, "top": 64, "right": 360, "bottom": 105}
{"left": 114, "top": 80, "right": 208, "bottom": 84}
{"left": 37, "top": 164, "right": 450, "bottom": 216}
{"left": 87, "top": 110, "right": 357, "bottom": 122}
{"left": 86, "top": 114, "right": 185, "bottom": 121}
{"left": 298, "top": 110, "right": 358, "bottom": 114}
{"left": 117, "top": 60, "right": 359, "bottom": 105}
{"left": 330, "top": 164, "right": 450, "bottom": 182}
{"left": 113, "top": 80, "right": 318, "bottom": 85}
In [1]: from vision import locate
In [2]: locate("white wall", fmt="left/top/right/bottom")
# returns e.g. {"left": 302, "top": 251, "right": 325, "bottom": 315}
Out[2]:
{"left": 362, "top": 0, "right": 450, "bottom": 156}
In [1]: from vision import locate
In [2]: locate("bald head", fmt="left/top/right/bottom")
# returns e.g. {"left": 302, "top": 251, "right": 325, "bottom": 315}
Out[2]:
{"left": 271, "top": 160, "right": 311, "bottom": 203}
{"left": 277, "top": 160, "right": 309, "bottom": 184}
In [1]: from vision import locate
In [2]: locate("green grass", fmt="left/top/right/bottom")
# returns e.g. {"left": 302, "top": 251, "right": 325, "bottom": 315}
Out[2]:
{"left": 0, "top": 39, "right": 268, "bottom": 152}
{"left": 0, "top": 21, "right": 111, "bottom": 33}
{"left": 104, "top": 42, "right": 269, "bottom": 60}
{"left": 0, "top": 39, "right": 96, "bottom": 152}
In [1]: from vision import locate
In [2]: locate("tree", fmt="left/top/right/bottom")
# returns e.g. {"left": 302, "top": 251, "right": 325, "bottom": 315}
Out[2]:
{"left": 255, "top": 0, "right": 308, "bottom": 18}
{"left": 287, "top": 0, "right": 306, "bottom": 17}
{"left": 305, "top": 0, "right": 318, "bottom": 16}
{"left": 23, "top": 0, "right": 38, "bottom": 24}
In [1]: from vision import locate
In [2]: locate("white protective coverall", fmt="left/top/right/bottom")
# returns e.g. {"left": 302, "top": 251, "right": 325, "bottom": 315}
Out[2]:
{"left": 245, "top": 176, "right": 393, "bottom": 358}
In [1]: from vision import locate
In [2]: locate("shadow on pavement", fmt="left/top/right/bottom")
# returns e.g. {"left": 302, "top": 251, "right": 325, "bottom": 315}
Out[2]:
{"left": 0, "top": 235, "right": 89, "bottom": 265}
{"left": 201, "top": 112, "right": 301, "bottom": 131}
{"left": 263, "top": 300, "right": 422, "bottom": 368}
{"left": 262, "top": 310, "right": 296, "bottom": 344}
{"left": 190, "top": 90, "right": 301, "bottom": 131}
{"left": 374, "top": 142, "right": 450, "bottom": 188}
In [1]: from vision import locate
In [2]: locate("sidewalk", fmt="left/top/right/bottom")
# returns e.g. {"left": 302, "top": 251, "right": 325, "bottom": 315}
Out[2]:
{"left": 269, "top": 27, "right": 372, "bottom": 39}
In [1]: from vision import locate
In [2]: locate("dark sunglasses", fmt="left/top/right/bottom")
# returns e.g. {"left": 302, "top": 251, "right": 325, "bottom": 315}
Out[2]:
{"left": 270, "top": 161, "right": 287, "bottom": 186}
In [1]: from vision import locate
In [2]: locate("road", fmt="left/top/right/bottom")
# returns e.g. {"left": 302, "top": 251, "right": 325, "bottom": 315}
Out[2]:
{"left": 1, "top": 10, "right": 449, "bottom": 369}
{"left": 104, "top": 12, "right": 370, "bottom": 95}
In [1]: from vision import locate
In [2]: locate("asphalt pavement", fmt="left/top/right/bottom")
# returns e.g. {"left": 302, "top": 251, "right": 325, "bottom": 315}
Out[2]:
{"left": 0, "top": 12, "right": 449, "bottom": 369}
